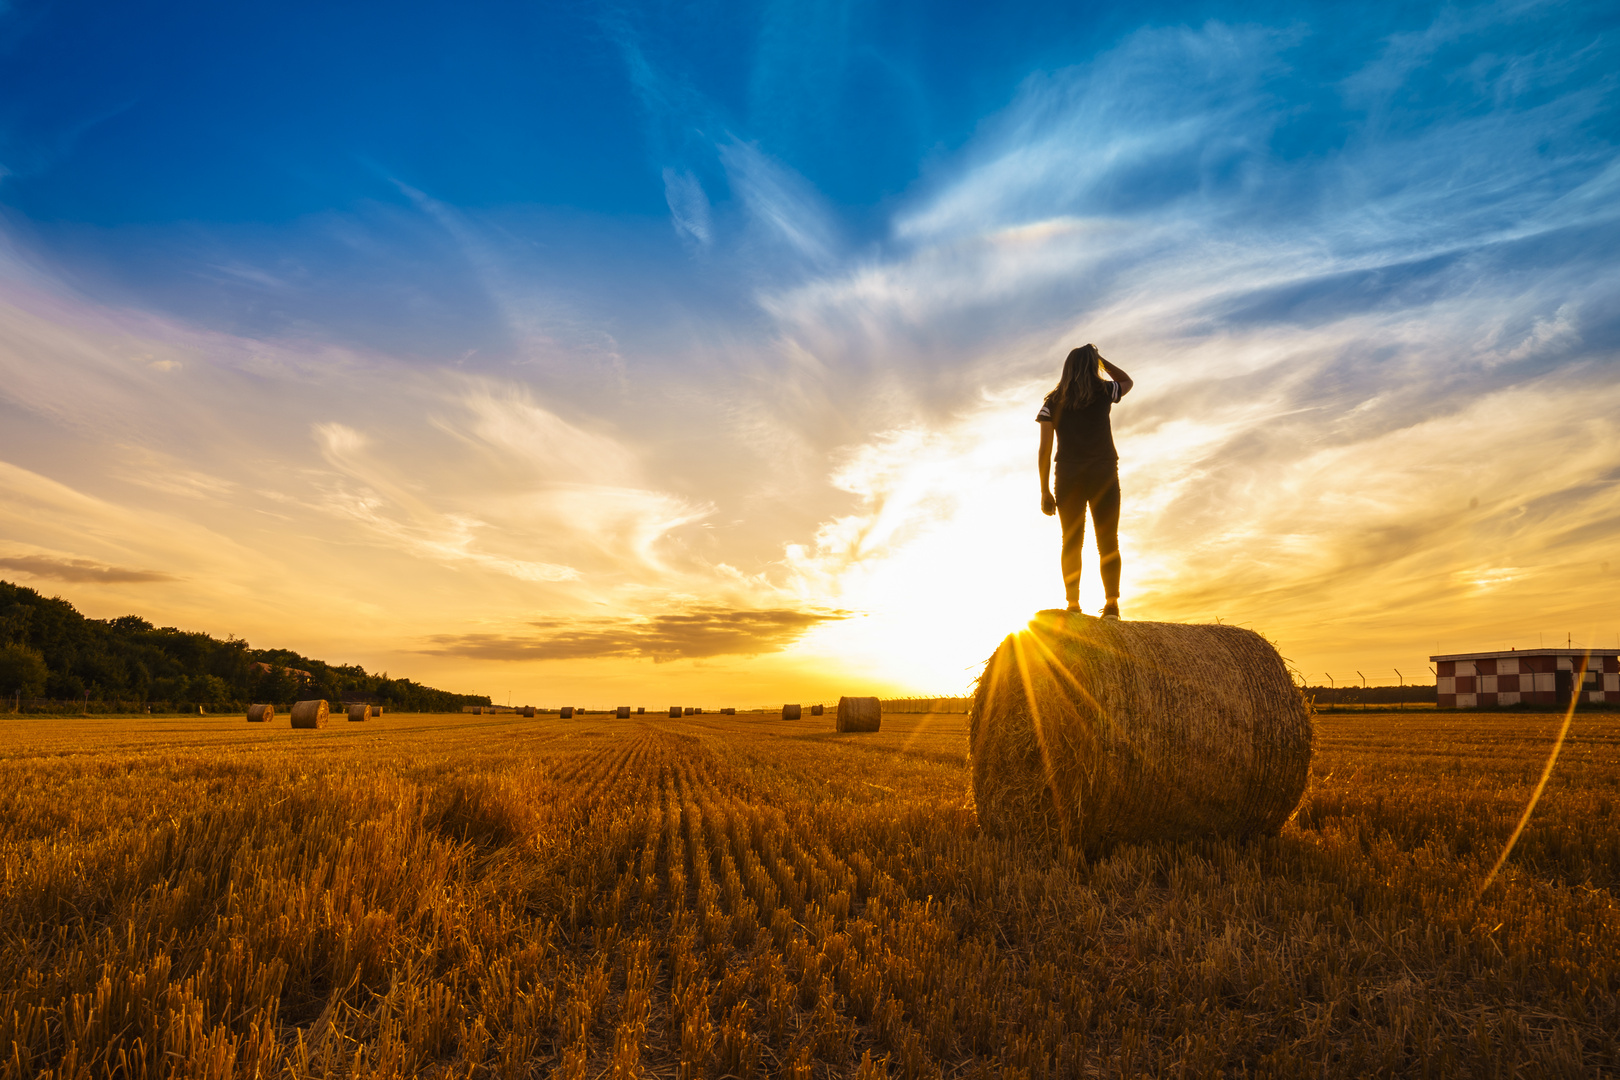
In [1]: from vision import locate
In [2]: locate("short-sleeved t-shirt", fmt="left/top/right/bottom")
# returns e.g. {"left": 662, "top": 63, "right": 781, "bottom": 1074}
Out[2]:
{"left": 1036, "top": 380, "right": 1122, "bottom": 466}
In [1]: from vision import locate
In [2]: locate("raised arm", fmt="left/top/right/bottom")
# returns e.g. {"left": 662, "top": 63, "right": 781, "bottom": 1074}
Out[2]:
{"left": 1038, "top": 420, "right": 1056, "bottom": 516}
{"left": 1101, "top": 358, "right": 1133, "bottom": 397}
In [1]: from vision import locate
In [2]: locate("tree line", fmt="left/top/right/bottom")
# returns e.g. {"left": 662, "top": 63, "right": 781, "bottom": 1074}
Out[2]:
{"left": 0, "top": 580, "right": 491, "bottom": 712}
{"left": 1303, "top": 683, "right": 1437, "bottom": 704}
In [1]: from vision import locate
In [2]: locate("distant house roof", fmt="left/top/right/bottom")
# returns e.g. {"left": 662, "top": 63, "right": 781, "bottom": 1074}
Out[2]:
{"left": 1429, "top": 648, "right": 1618, "bottom": 662}
{"left": 252, "top": 661, "right": 313, "bottom": 679}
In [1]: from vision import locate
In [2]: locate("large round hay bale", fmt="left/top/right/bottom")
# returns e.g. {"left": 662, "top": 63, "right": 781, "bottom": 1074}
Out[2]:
{"left": 246, "top": 703, "right": 275, "bottom": 723}
{"left": 347, "top": 703, "right": 370, "bottom": 722}
{"left": 970, "top": 611, "right": 1312, "bottom": 854}
{"left": 616, "top": 706, "right": 630, "bottom": 719}
{"left": 560, "top": 706, "right": 574, "bottom": 719}
{"left": 290, "top": 699, "right": 329, "bottom": 729}
{"left": 782, "top": 704, "right": 801, "bottom": 720}
{"left": 836, "top": 696, "right": 881, "bottom": 732}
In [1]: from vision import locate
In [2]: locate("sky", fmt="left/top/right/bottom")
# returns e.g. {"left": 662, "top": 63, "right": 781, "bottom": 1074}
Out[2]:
{"left": 1, "top": 0, "right": 1617, "bottom": 705}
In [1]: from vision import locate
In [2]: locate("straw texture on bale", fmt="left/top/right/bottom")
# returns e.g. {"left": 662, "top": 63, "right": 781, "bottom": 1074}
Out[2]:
{"left": 616, "top": 706, "right": 630, "bottom": 718}
{"left": 668, "top": 706, "right": 682, "bottom": 717}
{"left": 836, "top": 696, "right": 881, "bottom": 732}
{"left": 970, "top": 611, "right": 1312, "bottom": 854}
{"left": 560, "top": 707, "right": 574, "bottom": 719}
{"left": 289, "top": 699, "right": 329, "bottom": 729}
{"left": 782, "top": 704, "right": 802, "bottom": 720}
{"left": 246, "top": 704, "right": 275, "bottom": 723}
{"left": 346, "top": 703, "right": 370, "bottom": 722}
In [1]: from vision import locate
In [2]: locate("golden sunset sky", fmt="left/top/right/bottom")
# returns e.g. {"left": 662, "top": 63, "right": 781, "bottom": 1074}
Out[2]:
{"left": 2, "top": 5, "right": 1617, "bottom": 704}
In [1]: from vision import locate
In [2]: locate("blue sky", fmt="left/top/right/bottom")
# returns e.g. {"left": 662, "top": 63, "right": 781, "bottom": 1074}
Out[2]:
{"left": 1, "top": 1, "right": 1617, "bottom": 701}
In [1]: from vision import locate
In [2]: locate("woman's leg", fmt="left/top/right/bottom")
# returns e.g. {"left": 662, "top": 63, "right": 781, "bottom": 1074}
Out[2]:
{"left": 1055, "top": 480, "right": 1089, "bottom": 605}
{"left": 1090, "top": 473, "right": 1122, "bottom": 600}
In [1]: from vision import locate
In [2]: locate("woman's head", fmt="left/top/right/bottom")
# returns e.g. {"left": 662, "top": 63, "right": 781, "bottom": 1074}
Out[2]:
{"left": 1053, "top": 343, "right": 1104, "bottom": 417}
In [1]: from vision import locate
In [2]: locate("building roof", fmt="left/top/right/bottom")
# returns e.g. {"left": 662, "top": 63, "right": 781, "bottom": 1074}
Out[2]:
{"left": 1429, "top": 648, "right": 1618, "bottom": 662}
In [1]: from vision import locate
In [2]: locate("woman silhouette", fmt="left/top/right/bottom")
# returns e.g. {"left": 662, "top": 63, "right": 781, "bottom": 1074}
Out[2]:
{"left": 1036, "top": 344, "right": 1133, "bottom": 617}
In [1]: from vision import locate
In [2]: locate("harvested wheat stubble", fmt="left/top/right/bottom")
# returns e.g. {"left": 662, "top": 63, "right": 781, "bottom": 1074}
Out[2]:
{"left": 289, "top": 699, "right": 329, "bottom": 729}
{"left": 616, "top": 706, "right": 630, "bottom": 718}
{"left": 782, "top": 703, "right": 802, "bottom": 720}
{"left": 971, "top": 610, "right": 1312, "bottom": 853}
{"left": 346, "top": 703, "right": 370, "bottom": 722}
{"left": 245, "top": 703, "right": 274, "bottom": 723}
{"left": 811, "top": 703, "right": 824, "bottom": 716}
{"left": 560, "top": 707, "right": 574, "bottom": 719}
{"left": 836, "top": 695, "right": 881, "bottom": 732}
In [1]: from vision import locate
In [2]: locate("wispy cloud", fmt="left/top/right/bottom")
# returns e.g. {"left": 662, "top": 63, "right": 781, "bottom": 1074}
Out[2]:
{"left": 422, "top": 605, "right": 849, "bottom": 661}
{"left": 0, "top": 555, "right": 174, "bottom": 583}
{"left": 662, "top": 168, "right": 712, "bottom": 246}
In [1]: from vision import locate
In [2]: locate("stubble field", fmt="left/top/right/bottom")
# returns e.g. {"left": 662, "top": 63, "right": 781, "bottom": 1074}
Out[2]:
{"left": 1, "top": 708, "right": 1616, "bottom": 1079}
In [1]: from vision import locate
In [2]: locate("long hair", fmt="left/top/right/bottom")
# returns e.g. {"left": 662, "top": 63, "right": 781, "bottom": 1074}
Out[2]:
{"left": 1050, "top": 344, "right": 1105, "bottom": 423}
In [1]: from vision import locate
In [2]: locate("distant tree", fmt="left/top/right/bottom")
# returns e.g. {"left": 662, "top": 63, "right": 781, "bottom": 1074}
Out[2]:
{"left": 0, "top": 643, "right": 48, "bottom": 699}
{"left": 192, "top": 674, "right": 232, "bottom": 705}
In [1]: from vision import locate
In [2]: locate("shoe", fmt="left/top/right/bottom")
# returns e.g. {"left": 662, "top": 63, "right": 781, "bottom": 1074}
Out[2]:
{"left": 1065, "top": 601, "right": 1081, "bottom": 612}
{"left": 1101, "top": 601, "right": 1120, "bottom": 621}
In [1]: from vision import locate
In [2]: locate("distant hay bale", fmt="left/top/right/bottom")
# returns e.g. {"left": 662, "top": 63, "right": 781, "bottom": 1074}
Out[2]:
{"left": 246, "top": 703, "right": 275, "bottom": 723}
{"left": 346, "top": 703, "right": 370, "bottom": 722}
{"left": 684, "top": 707, "right": 694, "bottom": 716}
{"left": 290, "top": 699, "right": 329, "bottom": 729}
{"left": 721, "top": 707, "right": 735, "bottom": 715}
{"left": 970, "top": 611, "right": 1312, "bottom": 854}
{"left": 811, "top": 704, "right": 824, "bottom": 716}
{"left": 637, "top": 707, "right": 645, "bottom": 714}
{"left": 374, "top": 706, "right": 384, "bottom": 716}
{"left": 668, "top": 706, "right": 681, "bottom": 717}
{"left": 522, "top": 706, "right": 536, "bottom": 718}
{"left": 782, "top": 704, "right": 801, "bottom": 720}
{"left": 616, "top": 706, "right": 630, "bottom": 718}
{"left": 560, "top": 707, "right": 574, "bottom": 719}
{"left": 836, "top": 696, "right": 881, "bottom": 732}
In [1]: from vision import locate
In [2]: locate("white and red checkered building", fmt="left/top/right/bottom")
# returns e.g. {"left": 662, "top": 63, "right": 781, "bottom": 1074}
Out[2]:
{"left": 1431, "top": 649, "right": 1620, "bottom": 708}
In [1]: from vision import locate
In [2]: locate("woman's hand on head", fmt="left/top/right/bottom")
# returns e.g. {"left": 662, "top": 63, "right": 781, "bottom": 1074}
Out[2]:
{"left": 1042, "top": 491, "right": 1057, "bottom": 516}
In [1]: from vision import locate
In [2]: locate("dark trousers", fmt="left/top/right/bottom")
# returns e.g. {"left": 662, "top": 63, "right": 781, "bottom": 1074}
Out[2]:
{"left": 1055, "top": 463, "right": 1121, "bottom": 603}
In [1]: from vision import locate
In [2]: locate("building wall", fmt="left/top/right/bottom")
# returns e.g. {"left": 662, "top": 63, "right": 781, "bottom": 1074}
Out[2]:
{"left": 1437, "top": 653, "right": 1617, "bottom": 707}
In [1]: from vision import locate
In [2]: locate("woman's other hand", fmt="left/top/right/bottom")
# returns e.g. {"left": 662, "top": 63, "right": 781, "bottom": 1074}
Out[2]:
{"left": 1042, "top": 491, "right": 1057, "bottom": 516}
